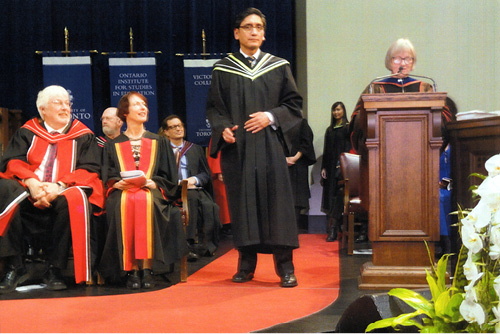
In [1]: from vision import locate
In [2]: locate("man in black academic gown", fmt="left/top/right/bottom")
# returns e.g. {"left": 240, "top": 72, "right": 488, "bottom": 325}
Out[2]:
{"left": 161, "top": 115, "right": 221, "bottom": 260}
{"left": 206, "top": 7, "right": 303, "bottom": 287}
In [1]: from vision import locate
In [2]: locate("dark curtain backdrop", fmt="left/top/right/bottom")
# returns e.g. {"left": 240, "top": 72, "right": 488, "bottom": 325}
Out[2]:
{"left": 0, "top": 0, "right": 295, "bottom": 136}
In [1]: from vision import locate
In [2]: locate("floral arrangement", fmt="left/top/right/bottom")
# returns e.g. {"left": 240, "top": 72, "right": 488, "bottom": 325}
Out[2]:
{"left": 366, "top": 153, "right": 500, "bottom": 333}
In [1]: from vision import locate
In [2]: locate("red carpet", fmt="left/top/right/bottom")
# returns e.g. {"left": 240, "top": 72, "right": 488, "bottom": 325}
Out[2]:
{"left": 0, "top": 234, "right": 339, "bottom": 333}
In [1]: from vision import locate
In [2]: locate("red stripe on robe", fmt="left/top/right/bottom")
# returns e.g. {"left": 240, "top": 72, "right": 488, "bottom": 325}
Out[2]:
{"left": 60, "top": 187, "right": 92, "bottom": 283}
{"left": 115, "top": 138, "right": 157, "bottom": 270}
{"left": 0, "top": 191, "right": 30, "bottom": 236}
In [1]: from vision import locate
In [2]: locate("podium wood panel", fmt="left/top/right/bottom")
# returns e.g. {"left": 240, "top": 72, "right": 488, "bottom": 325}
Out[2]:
{"left": 447, "top": 116, "right": 500, "bottom": 271}
{"left": 358, "top": 92, "right": 446, "bottom": 289}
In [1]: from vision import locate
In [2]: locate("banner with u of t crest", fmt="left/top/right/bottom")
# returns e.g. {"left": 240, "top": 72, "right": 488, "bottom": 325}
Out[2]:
{"left": 42, "top": 51, "right": 95, "bottom": 131}
{"left": 183, "top": 58, "right": 220, "bottom": 147}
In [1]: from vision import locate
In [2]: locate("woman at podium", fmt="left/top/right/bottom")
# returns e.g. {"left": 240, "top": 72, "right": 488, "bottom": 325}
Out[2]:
{"left": 349, "top": 38, "right": 435, "bottom": 154}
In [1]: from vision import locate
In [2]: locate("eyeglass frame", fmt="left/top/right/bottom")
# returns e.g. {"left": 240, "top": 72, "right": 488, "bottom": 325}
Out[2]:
{"left": 239, "top": 24, "right": 265, "bottom": 32}
{"left": 167, "top": 124, "right": 183, "bottom": 130}
{"left": 392, "top": 56, "right": 414, "bottom": 65}
{"left": 50, "top": 99, "right": 73, "bottom": 108}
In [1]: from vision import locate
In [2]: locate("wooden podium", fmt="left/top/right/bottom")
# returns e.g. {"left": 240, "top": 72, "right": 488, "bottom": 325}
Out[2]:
{"left": 357, "top": 92, "right": 447, "bottom": 290}
{"left": 447, "top": 116, "right": 500, "bottom": 271}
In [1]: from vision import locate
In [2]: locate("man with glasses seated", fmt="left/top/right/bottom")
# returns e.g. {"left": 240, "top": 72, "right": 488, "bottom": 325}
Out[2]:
{"left": 0, "top": 85, "right": 104, "bottom": 293}
{"left": 160, "top": 115, "right": 221, "bottom": 261}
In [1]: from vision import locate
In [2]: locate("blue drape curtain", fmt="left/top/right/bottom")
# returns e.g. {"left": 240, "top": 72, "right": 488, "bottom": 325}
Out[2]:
{"left": 0, "top": 0, "right": 295, "bottom": 135}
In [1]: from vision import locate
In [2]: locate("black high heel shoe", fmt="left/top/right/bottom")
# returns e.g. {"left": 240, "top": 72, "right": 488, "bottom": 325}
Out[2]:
{"left": 141, "top": 269, "right": 156, "bottom": 289}
{"left": 126, "top": 270, "right": 141, "bottom": 290}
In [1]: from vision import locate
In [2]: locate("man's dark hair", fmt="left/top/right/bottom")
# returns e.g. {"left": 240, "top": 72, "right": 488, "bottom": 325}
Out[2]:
{"left": 160, "top": 114, "right": 184, "bottom": 129}
{"left": 233, "top": 7, "right": 266, "bottom": 30}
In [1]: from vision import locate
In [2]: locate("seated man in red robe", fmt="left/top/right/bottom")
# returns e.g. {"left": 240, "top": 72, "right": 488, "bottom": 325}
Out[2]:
{"left": 0, "top": 85, "right": 104, "bottom": 293}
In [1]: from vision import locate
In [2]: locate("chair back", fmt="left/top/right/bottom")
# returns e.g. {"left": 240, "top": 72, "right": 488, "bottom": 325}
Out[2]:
{"left": 339, "top": 153, "right": 361, "bottom": 197}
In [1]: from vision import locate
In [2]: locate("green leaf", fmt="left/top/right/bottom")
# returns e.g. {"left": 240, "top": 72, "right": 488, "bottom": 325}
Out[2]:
{"left": 426, "top": 271, "right": 440, "bottom": 304}
{"left": 424, "top": 241, "right": 437, "bottom": 277}
{"left": 434, "top": 290, "right": 451, "bottom": 318}
{"left": 365, "top": 317, "right": 399, "bottom": 332}
{"left": 445, "top": 293, "right": 464, "bottom": 322}
{"left": 436, "top": 254, "right": 450, "bottom": 292}
{"left": 365, "top": 311, "right": 424, "bottom": 332}
{"left": 469, "top": 172, "right": 487, "bottom": 181}
{"left": 388, "top": 288, "right": 434, "bottom": 316}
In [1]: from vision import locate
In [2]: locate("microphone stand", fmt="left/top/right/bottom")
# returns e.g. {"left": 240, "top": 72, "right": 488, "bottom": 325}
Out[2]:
{"left": 369, "top": 72, "right": 438, "bottom": 93}
{"left": 368, "top": 73, "right": 400, "bottom": 94}
{"left": 408, "top": 74, "right": 438, "bottom": 92}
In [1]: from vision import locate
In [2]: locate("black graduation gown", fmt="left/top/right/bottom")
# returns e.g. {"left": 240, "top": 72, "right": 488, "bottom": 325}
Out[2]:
{"left": 287, "top": 118, "right": 316, "bottom": 210}
{"left": 206, "top": 51, "right": 303, "bottom": 250}
{"left": 320, "top": 123, "right": 351, "bottom": 217}
{"left": 181, "top": 142, "right": 221, "bottom": 254}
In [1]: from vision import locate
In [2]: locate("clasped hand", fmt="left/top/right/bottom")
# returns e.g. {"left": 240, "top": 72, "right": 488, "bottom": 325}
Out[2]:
{"left": 223, "top": 112, "right": 269, "bottom": 144}
{"left": 25, "top": 178, "right": 60, "bottom": 209}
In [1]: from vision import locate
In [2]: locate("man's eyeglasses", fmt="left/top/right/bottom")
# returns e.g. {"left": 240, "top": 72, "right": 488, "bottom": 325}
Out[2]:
{"left": 392, "top": 57, "right": 414, "bottom": 65}
{"left": 50, "top": 100, "right": 73, "bottom": 108}
{"left": 167, "top": 124, "right": 183, "bottom": 130}
{"left": 239, "top": 24, "right": 265, "bottom": 32}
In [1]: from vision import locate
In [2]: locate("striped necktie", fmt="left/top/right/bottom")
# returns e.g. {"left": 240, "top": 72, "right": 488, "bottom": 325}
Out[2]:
{"left": 43, "top": 132, "right": 58, "bottom": 182}
{"left": 246, "top": 56, "right": 255, "bottom": 68}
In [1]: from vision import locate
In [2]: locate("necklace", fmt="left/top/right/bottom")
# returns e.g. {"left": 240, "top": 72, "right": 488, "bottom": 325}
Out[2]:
{"left": 124, "top": 130, "right": 145, "bottom": 141}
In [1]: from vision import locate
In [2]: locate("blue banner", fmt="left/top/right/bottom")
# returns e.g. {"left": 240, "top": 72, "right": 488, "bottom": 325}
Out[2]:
{"left": 183, "top": 59, "right": 220, "bottom": 147}
{"left": 42, "top": 54, "right": 94, "bottom": 131}
{"left": 109, "top": 56, "right": 159, "bottom": 133}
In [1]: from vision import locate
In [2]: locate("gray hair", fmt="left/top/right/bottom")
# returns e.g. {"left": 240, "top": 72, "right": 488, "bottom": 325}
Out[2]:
{"left": 36, "top": 85, "right": 70, "bottom": 119}
{"left": 384, "top": 38, "right": 417, "bottom": 71}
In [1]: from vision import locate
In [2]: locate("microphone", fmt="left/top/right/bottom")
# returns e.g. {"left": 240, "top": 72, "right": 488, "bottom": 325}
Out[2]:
{"left": 397, "top": 66, "right": 404, "bottom": 93}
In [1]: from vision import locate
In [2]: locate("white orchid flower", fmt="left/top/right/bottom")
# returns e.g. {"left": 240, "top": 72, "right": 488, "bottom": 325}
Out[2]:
{"left": 460, "top": 298, "right": 486, "bottom": 325}
{"left": 493, "top": 209, "right": 500, "bottom": 227}
{"left": 462, "top": 223, "right": 483, "bottom": 254}
{"left": 462, "top": 200, "right": 493, "bottom": 229}
{"left": 492, "top": 225, "right": 500, "bottom": 247}
{"left": 492, "top": 306, "right": 500, "bottom": 332}
{"left": 464, "top": 251, "right": 479, "bottom": 280}
{"left": 494, "top": 276, "right": 500, "bottom": 298}
{"left": 490, "top": 244, "right": 500, "bottom": 260}
{"left": 476, "top": 176, "right": 500, "bottom": 211}
{"left": 485, "top": 154, "right": 500, "bottom": 177}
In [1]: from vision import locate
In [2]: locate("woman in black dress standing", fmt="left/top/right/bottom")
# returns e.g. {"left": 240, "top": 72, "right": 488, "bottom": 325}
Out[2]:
{"left": 320, "top": 102, "right": 351, "bottom": 242}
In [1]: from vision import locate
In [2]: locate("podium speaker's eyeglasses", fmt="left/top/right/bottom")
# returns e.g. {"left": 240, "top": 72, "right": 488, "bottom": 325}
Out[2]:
{"left": 392, "top": 57, "right": 414, "bottom": 65}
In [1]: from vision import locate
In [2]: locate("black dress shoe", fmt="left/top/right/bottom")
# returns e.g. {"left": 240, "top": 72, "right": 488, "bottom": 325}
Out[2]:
{"left": 326, "top": 228, "right": 338, "bottom": 242}
{"left": 203, "top": 249, "right": 215, "bottom": 257}
{"left": 126, "top": 270, "right": 141, "bottom": 290}
{"left": 141, "top": 269, "right": 156, "bottom": 289}
{"left": 355, "top": 234, "right": 368, "bottom": 243}
{"left": 43, "top": 266, "right": 67, "bottom": 291}
{"left": 187, "top": 251, "right": 200, "bottom": 262}
{"left": 232, "top": 271, "right": 254, "bottom": 283}
{"left": 280, "top": 273, "right": 298, "bottom": 288}
{"left": 0, "top": 265, "right": 29, "bottom": 294}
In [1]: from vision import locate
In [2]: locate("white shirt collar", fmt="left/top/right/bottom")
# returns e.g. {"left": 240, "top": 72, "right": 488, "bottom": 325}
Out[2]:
{"left": 45, "top": 122, "right": 67, "bottom": 134}
{"left": 240, "top": 49, "right": 261, "bottom": 60}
